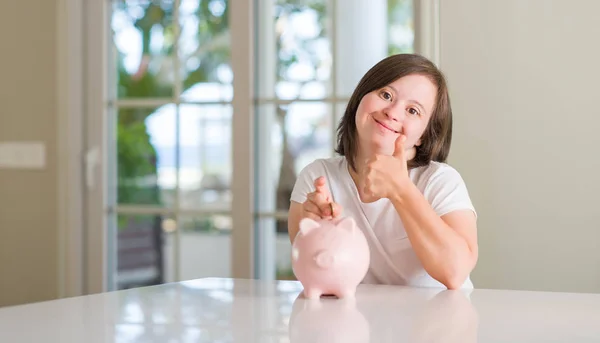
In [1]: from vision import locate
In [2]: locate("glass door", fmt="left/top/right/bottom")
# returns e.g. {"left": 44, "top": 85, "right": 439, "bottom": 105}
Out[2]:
{"left": 90, "top": 0, "right": 418, "bottom": 291}
{"left": 106, "top": 0, "right": 238, "bottom": 290}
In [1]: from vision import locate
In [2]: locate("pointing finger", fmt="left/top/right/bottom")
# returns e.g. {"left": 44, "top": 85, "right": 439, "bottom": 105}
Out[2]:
{"left": 313, "top": 176, "right": 331, "bottom": 199}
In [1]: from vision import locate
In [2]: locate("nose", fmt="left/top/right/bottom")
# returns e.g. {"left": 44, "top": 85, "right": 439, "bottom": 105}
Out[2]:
{"left": 383, "top": 103, "right": 404, "bottom": 122}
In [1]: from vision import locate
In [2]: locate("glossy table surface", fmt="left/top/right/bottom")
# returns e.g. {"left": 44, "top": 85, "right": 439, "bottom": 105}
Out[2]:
{"left": 0, "top": 278, "right": 599, "bottom": 342}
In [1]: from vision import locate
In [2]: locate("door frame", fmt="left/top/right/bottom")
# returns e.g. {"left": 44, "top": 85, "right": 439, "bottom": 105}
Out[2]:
{"left": 56, "top": 0, "right": 111, "bottom": 297}
{"left": 56, "top": 0, "right": 85, "bottom": 298}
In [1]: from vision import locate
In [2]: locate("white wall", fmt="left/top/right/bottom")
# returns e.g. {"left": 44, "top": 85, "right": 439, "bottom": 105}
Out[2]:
{"left": 440, "top": 1, "right": 600, "bottom": 293}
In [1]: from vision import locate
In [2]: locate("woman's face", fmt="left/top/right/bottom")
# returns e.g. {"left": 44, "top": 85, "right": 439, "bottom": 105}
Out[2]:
{"left": 354, "top": 74, "right": 437, "bottom": 157}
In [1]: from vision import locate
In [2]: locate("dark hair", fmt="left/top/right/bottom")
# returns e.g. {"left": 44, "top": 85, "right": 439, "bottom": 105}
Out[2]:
{"left": 335, "top": 53, "right": 453, "bottom": 171}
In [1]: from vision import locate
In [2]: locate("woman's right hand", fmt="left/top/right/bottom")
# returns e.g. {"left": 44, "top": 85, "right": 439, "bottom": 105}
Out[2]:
{"left": 302, "top": 176, "right": 342, "bottom": 220}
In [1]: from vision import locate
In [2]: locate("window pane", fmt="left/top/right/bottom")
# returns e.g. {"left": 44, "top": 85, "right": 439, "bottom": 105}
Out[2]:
{"left": 111, "top": 0, "right": 176, "bottom": 99}
{"left": 178, "top": 104, "right": 232, "bottom": 211}
{"left": 178, "top": 215, "right": 232, "bottom": 281}
{"left": 388, "top": 0, "right": 415, "bottom": 54}
{"left": 257, "top": 0, "right": 331, "bottom": 100}
{"left": 257, "top": 217, "right": 296, "bottom": 280}
{"left": 274, "top": 219, "right": 295, "bottom": 280}
{"left": 255, "top": 217, "right": 295, "bottom": 281}
{"left": 117, "top": 106, "right": 175, "bottom": 207}
{"left": 179, "top": 0, "right": 232, "bottom": 102}
{"left": 255, "top": 102, "right": 334, "bottom": 216}
{"left": 116, "top": 214, "right": 173, "bottom": 289}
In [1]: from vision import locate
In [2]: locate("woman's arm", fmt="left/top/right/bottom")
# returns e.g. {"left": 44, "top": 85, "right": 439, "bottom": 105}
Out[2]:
{"left": 390, "top": 183, "right": 478, "bottom": 289}
{"left": 288, "top": 201, "right": 304, "bottom": 244}
{"left": 361, "top": 135, "right": 478, "bottom": 289}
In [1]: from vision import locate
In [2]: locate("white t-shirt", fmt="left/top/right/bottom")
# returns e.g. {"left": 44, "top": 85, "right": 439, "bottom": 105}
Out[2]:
{"left": 290, "top": 155, "right": 477, "bottom": 289}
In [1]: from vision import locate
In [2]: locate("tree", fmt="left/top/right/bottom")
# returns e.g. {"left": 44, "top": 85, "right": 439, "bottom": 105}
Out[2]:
{"left": 114, "top": 1, "right": 230, "bottom": 207}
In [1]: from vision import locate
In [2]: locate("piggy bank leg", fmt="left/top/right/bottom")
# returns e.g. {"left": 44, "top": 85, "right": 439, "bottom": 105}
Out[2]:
{"left": 303, "top": 287, "right": 324, "bottom": 299}
{"left": 336, "top": 287, "right": 357, "bottom": 299}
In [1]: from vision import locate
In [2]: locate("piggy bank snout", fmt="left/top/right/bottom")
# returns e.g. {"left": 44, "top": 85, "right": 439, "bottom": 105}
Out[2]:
{"left": 314, "top": 250, "right": 335, "bottom": 269}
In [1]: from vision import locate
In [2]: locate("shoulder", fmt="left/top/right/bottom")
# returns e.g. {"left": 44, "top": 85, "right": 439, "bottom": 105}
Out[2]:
{"left": 411, "top": 161, "right": 467, "bottom": 190}
{"left": 298, "top": 155, "right": 346, "bottom": 178}
{"left": 411, "top": 161, "right": 476, "bottom": 217}
{"left": 291, "top": 156, "right": 347, "bottom": 204}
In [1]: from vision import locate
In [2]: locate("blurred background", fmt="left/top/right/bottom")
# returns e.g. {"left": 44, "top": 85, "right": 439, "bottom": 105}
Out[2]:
{"left": 1, "top": 0, "right": 599, "bottom": 308}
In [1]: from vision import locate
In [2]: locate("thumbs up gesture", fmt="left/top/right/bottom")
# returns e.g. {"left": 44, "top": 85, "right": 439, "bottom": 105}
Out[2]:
{"left": 359, "top": 135, "right": 415, "bottom": 203}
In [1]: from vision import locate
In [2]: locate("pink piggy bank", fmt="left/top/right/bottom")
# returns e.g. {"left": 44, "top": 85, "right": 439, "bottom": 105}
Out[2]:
{"left": 291, "top": 216, "right": 370, "bottom": 299}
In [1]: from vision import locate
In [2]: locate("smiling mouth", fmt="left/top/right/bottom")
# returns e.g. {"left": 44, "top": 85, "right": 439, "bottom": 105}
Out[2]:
{"left": 374, "top": 118, "right": 399, "bottom": 133}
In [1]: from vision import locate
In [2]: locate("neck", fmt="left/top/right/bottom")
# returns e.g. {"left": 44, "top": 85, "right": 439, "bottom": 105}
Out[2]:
{"left": 352, "top": 148, "right": 371, "bottom": 175}
{"left": 349, "top": 146, "right": 376, "bottom": 184}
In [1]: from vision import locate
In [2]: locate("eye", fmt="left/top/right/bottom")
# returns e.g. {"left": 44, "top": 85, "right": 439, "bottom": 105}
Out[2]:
{"left": 379, "top": 90, "right": 393, "bottom": 101}
{"left": 408, "top": 107, "right": 420, "bottom": 116}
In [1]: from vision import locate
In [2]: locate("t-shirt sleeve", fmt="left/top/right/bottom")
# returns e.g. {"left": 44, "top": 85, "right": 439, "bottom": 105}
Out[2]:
{"left": 290, "top": 159, "right": 329, "bottom": 204}
{"left": 423, "top": 165, "right": 477, "bottom": 219}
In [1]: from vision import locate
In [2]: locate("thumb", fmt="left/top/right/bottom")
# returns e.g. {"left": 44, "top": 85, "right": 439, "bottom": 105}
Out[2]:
{"left": 393, "top": 135, "right": 407, "bottom": 159}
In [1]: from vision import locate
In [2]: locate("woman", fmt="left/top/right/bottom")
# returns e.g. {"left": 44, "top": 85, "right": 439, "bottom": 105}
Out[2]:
{"left": 287, "top": 53, "right": 478, "bottom": 290}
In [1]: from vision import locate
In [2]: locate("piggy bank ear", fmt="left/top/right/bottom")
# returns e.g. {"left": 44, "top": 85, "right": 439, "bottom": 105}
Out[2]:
{"left": 336, "top": 216, "right": 356, "bottom": 234}
{"left": 299, "top": 218, "right": 320, "bottom": 235}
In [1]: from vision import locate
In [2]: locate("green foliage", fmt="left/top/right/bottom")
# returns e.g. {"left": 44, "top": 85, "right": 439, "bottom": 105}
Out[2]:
{"left": 274, "top": 0, "right": 327, "bottom": 82}
{"left": 117, "top": 118, "right": 160, "bottom": 205}
{"left": 388, "top": 0, "right": 414, "bottom": 55}
{"left": 114, "top": 0, "right": 231, "bottom": 213}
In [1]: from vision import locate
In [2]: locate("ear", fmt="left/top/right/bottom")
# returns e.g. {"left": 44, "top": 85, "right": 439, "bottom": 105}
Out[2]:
{"left": 415, "top": 138, "right": 422, "bottom": 147}
{"left": 336, "top": 216, "right": 356, "bottom": 234}
{"left": 299, "top": 218, "right": 320, "bottom": 235}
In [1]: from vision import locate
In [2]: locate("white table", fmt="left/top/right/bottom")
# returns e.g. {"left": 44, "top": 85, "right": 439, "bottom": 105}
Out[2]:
{"left": 0, "top": 278, "right": 599, "bottom": 342}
